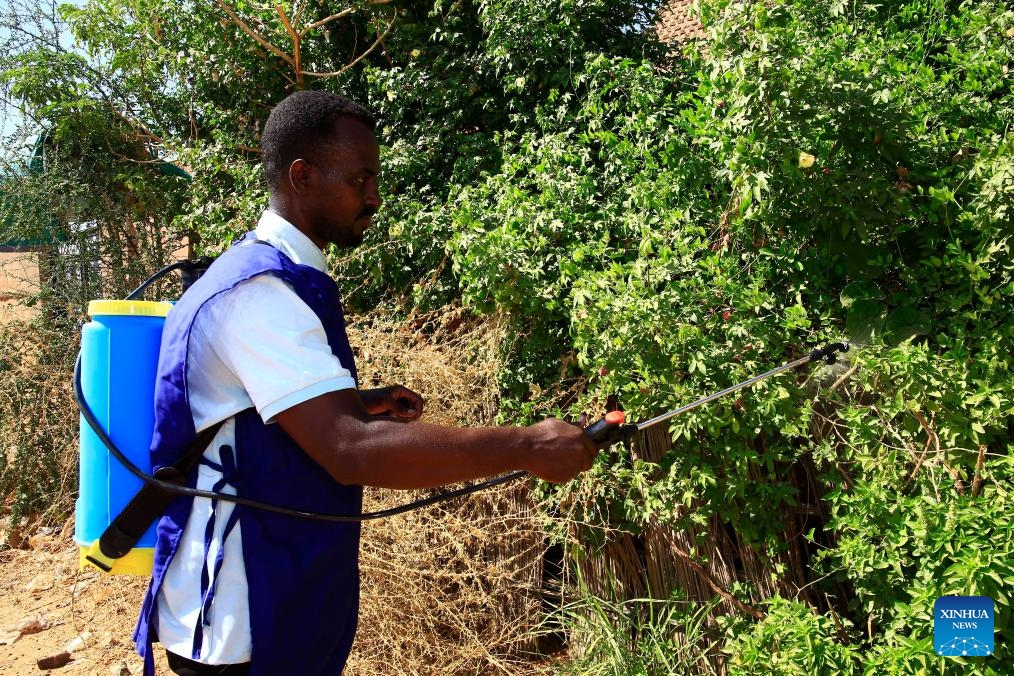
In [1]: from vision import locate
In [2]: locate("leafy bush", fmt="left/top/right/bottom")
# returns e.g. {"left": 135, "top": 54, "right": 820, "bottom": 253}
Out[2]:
{"left": 448, "top": 0, "right": 1012, "bottom": 670}
{"left": 722, "top": 596, "right": 859, "bottom": 675}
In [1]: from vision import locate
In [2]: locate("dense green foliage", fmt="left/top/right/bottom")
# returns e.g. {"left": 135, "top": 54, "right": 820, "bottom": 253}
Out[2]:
{"left": 2, "top": 0, "right": 1012, "bottom": 672}
{"left": 449, "top": 1, "right": 1013, "bottom": 670}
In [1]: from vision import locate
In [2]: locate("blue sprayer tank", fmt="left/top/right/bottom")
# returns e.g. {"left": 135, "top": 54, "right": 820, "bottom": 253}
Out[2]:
{"left": 76, "top": 299, "right": 172, "bottom": 575}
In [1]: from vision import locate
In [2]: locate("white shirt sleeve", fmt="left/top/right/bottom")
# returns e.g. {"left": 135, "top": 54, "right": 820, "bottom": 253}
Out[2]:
{"left": 189, "top": 273, "right": 357, "bottom": 426}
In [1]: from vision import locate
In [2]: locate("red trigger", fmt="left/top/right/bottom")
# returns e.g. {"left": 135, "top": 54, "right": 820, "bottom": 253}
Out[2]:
{"left": 605, "top": 410, "right": 626, "bottom": 425}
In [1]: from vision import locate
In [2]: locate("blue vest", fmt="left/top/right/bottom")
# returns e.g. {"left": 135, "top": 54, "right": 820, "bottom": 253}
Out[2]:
{"left": 134, "top": 235, "right": 362, "bottom": 675}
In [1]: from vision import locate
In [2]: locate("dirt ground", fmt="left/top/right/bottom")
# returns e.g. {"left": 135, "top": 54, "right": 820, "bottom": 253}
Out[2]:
{"left": 0, "top": 522, "right": 168, "bottom": 675}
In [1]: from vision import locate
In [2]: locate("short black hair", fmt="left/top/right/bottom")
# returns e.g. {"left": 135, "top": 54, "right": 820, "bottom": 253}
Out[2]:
{"left": 261, "top": 90, "right": 376, "bottom": 190}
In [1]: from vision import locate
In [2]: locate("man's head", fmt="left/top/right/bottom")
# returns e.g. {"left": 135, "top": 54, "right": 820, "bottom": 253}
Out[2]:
{"left": 261, "top": 90, "right": 381, "bottom": 250}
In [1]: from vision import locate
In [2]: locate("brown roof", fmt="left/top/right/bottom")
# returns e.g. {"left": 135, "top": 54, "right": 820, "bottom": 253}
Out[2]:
{"left": 655, "top": 0, "right": 705, "bottom": 44}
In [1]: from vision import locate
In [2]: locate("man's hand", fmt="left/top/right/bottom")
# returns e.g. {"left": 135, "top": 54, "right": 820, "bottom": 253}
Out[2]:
{"left": 360, "top": 385, "right": 424, "bottom": 420}
{"left": 522, "top": 418, "right": 598, "bottom": 484}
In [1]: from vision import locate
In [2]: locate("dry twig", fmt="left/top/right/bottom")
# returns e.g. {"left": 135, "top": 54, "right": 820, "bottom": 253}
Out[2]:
{"left": 905, "top": 410, "right": 939, "bottom": 487}
{"left": 971, "top": 445, "right": 987, "bottom": 498}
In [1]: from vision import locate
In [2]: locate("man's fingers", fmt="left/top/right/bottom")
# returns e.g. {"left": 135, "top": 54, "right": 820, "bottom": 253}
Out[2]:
{"left": 395, "top": 397, "right": 418, "bottom": 417}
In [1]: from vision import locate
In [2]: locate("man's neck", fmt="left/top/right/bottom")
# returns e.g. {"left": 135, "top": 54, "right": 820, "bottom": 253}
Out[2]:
{"left": 267, "top": 196, "right": 300, "bottom": 229}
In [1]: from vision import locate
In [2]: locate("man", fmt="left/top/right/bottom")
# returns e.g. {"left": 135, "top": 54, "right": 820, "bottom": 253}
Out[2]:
{"left": 133, "top": 90, "right": 597, "bottom": 676}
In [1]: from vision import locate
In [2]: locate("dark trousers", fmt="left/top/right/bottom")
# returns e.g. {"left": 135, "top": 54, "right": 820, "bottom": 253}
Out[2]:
{"left": 166, "top": 650, "right": 250, "bottom": 675}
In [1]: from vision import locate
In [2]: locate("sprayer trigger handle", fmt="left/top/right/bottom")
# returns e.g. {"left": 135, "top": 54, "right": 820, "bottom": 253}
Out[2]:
{"left": 583, "top": 410, "right": 636, "bottom": 450}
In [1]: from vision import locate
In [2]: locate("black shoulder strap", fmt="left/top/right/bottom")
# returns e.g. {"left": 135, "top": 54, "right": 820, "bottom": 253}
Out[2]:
{"left": 89, "top": 419, "right": 227, "bottom": 568}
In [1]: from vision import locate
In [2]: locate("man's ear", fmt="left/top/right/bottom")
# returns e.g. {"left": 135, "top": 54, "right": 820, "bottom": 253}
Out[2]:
{"left": 287, "top": 158, "right": 314, "bottom": 194}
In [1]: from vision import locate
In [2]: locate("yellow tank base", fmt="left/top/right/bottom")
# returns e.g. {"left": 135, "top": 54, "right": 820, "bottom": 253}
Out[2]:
{"left": 79, "top": 541, "right": 154, "bottom": 576}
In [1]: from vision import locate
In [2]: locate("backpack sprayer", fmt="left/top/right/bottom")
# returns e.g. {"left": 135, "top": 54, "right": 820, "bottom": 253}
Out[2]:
{"left": 74, "top": 256, "right": 849, "bottom": 574}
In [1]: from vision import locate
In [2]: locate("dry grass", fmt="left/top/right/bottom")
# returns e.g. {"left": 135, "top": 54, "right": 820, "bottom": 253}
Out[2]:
{"left": 347, "top": 306, "right": 556, "bottom": 675}
{"left": 0, "top": 306, "right": 80, "bottom": 532}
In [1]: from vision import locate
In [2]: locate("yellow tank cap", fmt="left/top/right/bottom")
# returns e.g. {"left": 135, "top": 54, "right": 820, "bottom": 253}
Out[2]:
{"left": 88, "top": 300, "right": 173, "bottom": 318}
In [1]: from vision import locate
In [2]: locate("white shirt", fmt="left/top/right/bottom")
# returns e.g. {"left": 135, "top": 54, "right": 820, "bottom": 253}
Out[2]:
{"left": 156, "top": 211, "right": 356, "bottom": 664}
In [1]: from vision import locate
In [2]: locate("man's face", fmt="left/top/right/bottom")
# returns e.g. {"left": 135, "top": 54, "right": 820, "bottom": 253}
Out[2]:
{"left": 302, "top": 117, "right": 382, "bottom": 250}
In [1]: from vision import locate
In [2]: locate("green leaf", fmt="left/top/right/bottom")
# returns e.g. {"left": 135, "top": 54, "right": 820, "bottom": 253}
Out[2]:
{"left": 846, "top": 299, "right": 888, "bottom": 344}
{"left": 840, "top": 280, "right": 883, "bottom": 309}
{"left": 884, "top": 305, "right": 933, "bottom": 343}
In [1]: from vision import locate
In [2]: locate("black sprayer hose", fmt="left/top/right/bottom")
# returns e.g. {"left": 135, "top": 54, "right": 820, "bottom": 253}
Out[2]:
{"left": 86, "top": 259, "right": 847, "bottom": 524}
{"left": 125, "top": 257, "right": 218, "bottom": 301}
{"left": 74, "top": 353, "right": 527, "bottom": 522}
{"left": 75, "top": 339, "right": 849, "bottom": 523}
{"left": 125, "top": 261, "right": 189, "bottom": 300}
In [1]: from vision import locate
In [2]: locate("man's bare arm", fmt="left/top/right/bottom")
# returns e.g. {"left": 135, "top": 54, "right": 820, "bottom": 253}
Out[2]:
{"left": 274, "top": 389, "right": 596, "bottom": 489}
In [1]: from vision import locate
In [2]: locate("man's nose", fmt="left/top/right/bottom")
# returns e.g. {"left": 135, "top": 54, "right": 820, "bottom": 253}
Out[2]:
{"left": 365, "top": 181, "right": 382, "bottom": 210}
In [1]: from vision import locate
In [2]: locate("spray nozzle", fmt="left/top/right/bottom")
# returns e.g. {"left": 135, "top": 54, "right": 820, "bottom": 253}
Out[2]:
{"left": 810, "top": 341, "right": 849, "bottom": 365}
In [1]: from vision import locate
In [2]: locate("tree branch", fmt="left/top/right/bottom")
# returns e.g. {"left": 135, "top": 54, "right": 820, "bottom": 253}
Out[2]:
{"left": 212, "top": 2, "right": 395, "bottom": 87}
{"left": 828, "top": 362, "right": 859, "bottom": 393}
{"left": 302, "top": 11, "right": 395, "bottom": 79}
{"left": 300, "top": 7, "right": 357, "bottom": 36}
{"left": 215, "top": 0, "right": 294, "bottom": 66}
{"left": 275, "top": 4, "right": 302, "bottom": 88}
{"left": 905, "top": 410, "right": 938, "bottom": 486}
